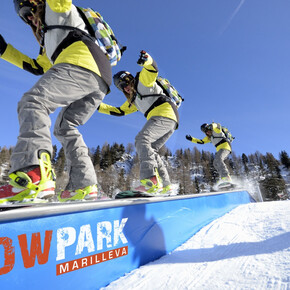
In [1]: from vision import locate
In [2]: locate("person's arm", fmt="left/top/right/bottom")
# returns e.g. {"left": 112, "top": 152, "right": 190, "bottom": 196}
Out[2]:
{"left": 137, "top": 50, "right": 158, "bottom": 87}
{"left": 0, "top": 34, "right": 52, "bottom": 75}
{"left": 98, "top": 101, "right": 138, "bottom": 116}
{"left": 186, "top": 135, "right": 210, "bottom": 144}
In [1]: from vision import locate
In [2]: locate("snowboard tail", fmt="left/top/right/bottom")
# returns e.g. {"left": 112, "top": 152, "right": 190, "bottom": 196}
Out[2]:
{"left": 212, "top": 182, "right": 239, "bottom": 192}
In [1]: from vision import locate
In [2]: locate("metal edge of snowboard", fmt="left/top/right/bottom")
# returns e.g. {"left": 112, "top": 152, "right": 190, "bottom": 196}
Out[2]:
{"left": 0, "top": 188, "right": 249, "bottom": 223}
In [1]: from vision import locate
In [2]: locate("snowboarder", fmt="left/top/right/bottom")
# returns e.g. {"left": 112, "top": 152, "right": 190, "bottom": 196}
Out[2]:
{"left": 0, "top": 0, "right": 111, "bottom": 203}
{"left": 98, "top": 50, "right": 179, "bottom": 194}
{"left": 186, "top": 123, "right": 233, "bottom": 187}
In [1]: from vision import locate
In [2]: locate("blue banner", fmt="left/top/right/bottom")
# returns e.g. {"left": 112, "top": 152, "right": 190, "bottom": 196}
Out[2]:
{"left": 0, "top": 191, "right": 253, "bottom": 289}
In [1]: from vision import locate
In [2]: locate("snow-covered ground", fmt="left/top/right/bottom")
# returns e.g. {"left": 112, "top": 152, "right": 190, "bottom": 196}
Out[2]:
{"left": 102, "top": 200, "right": 290, "bottom": 290}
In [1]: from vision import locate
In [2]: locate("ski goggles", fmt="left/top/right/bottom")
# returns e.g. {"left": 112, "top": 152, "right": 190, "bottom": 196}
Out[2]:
{"left": 18, "top": 6, "right": 36, "bottom": 24}
{"left": 116, "top": 80, "right": 130, "bottom": 91}
{"left": 201, "top": 125, "right": 212, "bottom": 133}
{"left": 116, "top": 75, "right": 134, "bottom": 91}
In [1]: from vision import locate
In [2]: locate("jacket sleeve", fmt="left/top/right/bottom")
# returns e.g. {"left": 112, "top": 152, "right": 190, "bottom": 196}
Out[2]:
{"left": 46, "top": 0, "right": 72, "bottom": 12}
{"left": 1, "top": 44, "right": 52, "bottom": 75}
{"left": 191, "top": 136, "right": 211, "bottom": 145}
{"left": 138, "top": 54, "right": 158, "bottom": 87}
{"left": 98, "top": 101, "right": 138, "bottom": 116}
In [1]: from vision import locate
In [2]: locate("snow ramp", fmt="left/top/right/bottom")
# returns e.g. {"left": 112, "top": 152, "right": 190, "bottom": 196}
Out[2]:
{"left": 0, "top": 189, "right": 254, "bottom": 289}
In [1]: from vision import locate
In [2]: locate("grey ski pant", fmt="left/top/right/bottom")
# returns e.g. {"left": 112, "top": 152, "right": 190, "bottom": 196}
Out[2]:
{"left": 135, "top": 116, "right": 176, "bottom": 186}
{"left": 10, "top": 63, "right": 108, "bottom": 190}
{"left": 213, "top": 149, "right": 231, "bottom": 179}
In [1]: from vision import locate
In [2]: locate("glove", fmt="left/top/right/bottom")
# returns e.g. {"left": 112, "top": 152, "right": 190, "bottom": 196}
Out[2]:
{"left": 0, "top": 34, "right": 7, "bottom": 56}
{"left": 137, "top": 50, "right": 149, "bottom": 65}
{"left": 186, "top": 135, "right": 192, "bottom": 141}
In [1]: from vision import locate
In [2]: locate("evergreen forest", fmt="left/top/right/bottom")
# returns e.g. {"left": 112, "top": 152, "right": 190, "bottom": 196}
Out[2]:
{"left": 0, "top": 144, "right": 289, "bottom": 201}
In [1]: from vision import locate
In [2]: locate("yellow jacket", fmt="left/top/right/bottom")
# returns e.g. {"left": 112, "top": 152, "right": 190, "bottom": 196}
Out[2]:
{"left": 190, "top": 123, "right": 232, "bottom": 152}
{"left": 98, "top": 53, "right": 179, "bottom": 127}
{"left": 1, "top": 0, "right": 111, "bottom": 88}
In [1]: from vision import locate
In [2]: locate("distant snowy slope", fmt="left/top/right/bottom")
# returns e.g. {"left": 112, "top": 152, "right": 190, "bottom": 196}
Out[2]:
{"left": 102, "top": 200, "right": 290, "bottom": 290}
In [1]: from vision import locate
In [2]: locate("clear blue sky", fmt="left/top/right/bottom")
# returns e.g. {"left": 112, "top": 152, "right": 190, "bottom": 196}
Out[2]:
{"left": 0, "top": 0, "right": 289, "bottom": 158}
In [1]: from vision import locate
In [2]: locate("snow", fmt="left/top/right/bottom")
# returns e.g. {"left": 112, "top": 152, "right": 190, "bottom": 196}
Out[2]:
{"left": 102, "top": 200, "right": 290, "bottom": 290}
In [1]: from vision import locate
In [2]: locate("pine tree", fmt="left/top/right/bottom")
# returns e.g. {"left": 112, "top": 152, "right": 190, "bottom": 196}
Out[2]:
{"left": 163, "top": 146, "right": 172, "bottom": 160}
{"left": 92, "top": 146, "right": 101, "bottom": 167}
{"left": 194, "top": 177, "right": 200, "bottom": 193}
{"left": 111, "top": 143, "right": 120, "bottom": 164}
{"left": 52, "top": 145, "right": 58, "bottom": 165}
{"left": 279, "top": 150, "right": 290, "bottom": 170}
{"left": 100, "top": 143, "right": 112, "bottom": 170}
{"left": 129, "top": 154, "right": 140, "bottom": 186}
{"left": 178, "top": 182, "right": 185, "bottom": 195}
{"left": 55, "top": 147, "right": 66, "bottom": 176}
{"left": 98, "top": 165, "right": 118, "bottom": 197}
{"left": 242, "top": 153, "right": 249, "bottom": 175}
{"left": 54, "top": 147, "right": 68, "bottom": 191}
{"left": 209, "top": 153, "right": 218, "bottom": 184}
{"left": 0, "top": 146, "right": 11, "bottom": 184}
{"left": 259, "top": 177, "right": 287, "bottom": 201}
{"left": 125, "top": 143, "right": 134, "bottom": 155}
{"left": 265, "top": 153, "right": 280, "bottom": 177}
{"left": 159, "top": 145, "right": 171, "bottom": 160}
{"left": 117, "top": 168, "right": 127, "bottom": 191}
{"left": 0, "top": 146, "right": 10, "bottom": 165}
{"left": 201, "top": 161, "right": 210, "bottom": 185}
{"left": 193, "top": 146, "right": 201, "bottom": 165}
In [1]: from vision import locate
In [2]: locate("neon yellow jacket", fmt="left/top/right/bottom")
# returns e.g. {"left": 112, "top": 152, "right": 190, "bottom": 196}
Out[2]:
{"left": 98, "top": 53, "right": 179, "bottom": 127}
{"left": 1, "top": 0, "right": 111, "bottom": 88}
{"left": 190, "top": 123, "right": 232, "bottom": 152}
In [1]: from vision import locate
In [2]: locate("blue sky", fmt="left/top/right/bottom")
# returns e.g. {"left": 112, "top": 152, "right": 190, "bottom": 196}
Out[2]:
{"left": 0, "top": 0, "right": 289, "bottom": 158}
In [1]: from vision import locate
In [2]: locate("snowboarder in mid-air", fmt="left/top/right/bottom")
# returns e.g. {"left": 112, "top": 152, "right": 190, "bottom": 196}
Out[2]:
{"left": 0, "top": 0, "right": 112, "bottom": 204}
{"left": 186, "top": 122, "right": 234, "bottom": 189}
{"left": 98, "top": 50, "right": 180, "bottom": 195}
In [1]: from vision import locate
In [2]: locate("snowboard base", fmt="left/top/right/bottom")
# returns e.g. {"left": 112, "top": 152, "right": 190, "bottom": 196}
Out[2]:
{"left": 0, "top": 202, "right": 44, "bottom": 212}
{"left": 115, "top": 190, "right": 155, "bottom": 199}
{"left": 114, "top": 190, "right": 174, "bottom": 199}
{"left": 213, "top": 183, "right": 238, "bottom": 192}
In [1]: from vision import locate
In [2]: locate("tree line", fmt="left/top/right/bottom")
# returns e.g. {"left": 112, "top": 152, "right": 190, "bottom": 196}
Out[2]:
{"left": 0, "top": 144, "right": 289, "bottom": 201}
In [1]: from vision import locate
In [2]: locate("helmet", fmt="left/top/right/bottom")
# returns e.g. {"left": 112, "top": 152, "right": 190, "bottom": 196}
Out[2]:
{"left": 201, "top": 123, "right": 211, "bottom": 133}
{"left": 13, "top": 0, "right": 43, "bottom": 23}
{"left": 113, "top": 71, "right": 134, "bottom": 91}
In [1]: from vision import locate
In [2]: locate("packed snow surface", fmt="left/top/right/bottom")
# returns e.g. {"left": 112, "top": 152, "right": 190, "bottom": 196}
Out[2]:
{"left": 103, "top": 200, "right": 290, "bottom": 290}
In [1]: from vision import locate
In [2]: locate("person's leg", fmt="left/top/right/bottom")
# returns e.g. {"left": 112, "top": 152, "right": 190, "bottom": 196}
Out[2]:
{"left": 10, "top": 64, "right": 105, "bottom": 172}
{"left": 151, "top": 118, "right": 176, "bottom": 187}
{"left": 135, "top": 116, "right": 176, "bottom": 192}
{"left": 54, "top": 88, "right": 106, "bottom": 191}
{"left": 2, "top": 64, "right": 107, "bottom": 202}
{"left": 213, "top": 149, "right": 231, "bottom": 179}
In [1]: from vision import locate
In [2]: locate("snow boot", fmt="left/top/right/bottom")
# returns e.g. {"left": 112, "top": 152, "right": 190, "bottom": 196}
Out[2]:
{"left": 160, "top": 184, "right": 173, "bottom": 195}
{"left": 217, "top": 176, "right": 233, "bottom": 189}
{"left": 0, "top": 151, "right": 55, "bottom": 204}
{"left": 57, "top": 184, "right": 98, "bottom": 202}
{"left": 134, "top": 169, "right": 162, "bottom": 194}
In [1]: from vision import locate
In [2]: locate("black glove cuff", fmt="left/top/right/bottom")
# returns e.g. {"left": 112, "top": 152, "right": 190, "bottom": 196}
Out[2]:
{"left": 0, "top": 39, "right": 7, "bottom": 56}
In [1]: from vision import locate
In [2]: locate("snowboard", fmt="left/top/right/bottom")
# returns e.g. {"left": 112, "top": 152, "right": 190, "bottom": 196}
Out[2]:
{"left": 0, "top": 196, "right": 111, "bottom": 211}
{"left": 114, "top": 190, "right": 173, "bottom": 199}
{"left": 115, "top": 190, "right": 155, "bottom": 199}
{"left": 0, "top": 202, "right": 48, "bottom": 212}
{"left": 213, "top": 182, "right": 238, "bottom": 192}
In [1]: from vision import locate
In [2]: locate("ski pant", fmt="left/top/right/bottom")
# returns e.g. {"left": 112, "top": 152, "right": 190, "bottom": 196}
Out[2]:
{"left": 213, "top": 149, "right": 231, "bottom": 179}
{"left": 135, "top": 116, "right": 176, "bottom": 187}
{"left": 10, "top": 63, "right": 108, "bottom": 190}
